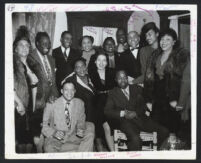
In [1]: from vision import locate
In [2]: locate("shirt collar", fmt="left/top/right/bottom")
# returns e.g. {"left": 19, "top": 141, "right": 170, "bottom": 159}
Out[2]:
{"left": 121, "top": 85, "right": 129, "bottom": 93}
{"left": 36, "top": 49, "right": 46, "bottom": 62}
{"left": 61, "top": 46, "right": 70, "bottom": 53}
{"left": 130, "top": 45, "right": 139, "bottom": 51}
{"left": 62, "top": 96, "right": 72, "bottom": 105}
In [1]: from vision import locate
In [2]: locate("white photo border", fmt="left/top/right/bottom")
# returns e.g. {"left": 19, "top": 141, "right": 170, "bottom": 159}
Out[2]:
{"left": 5, "top": 3, "right": 197, "bottom": 159}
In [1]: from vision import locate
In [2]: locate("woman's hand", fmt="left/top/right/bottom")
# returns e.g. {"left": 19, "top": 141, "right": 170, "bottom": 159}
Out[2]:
{"left": 28, "top": 72, "right": 38, "bottom": 85}
{"left": 181, "top": 109, "right": 189, "bottom": 122}
{"left": 16, "top": 102, "right": 25, "bottom": 116}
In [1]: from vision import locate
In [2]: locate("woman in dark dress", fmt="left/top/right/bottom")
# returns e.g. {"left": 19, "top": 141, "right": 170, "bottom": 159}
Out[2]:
{"left": 88, "top": 53, "right": 116, "bottom": 151}
{"left": 13, "top": 26, "right": 38, "bottom": 153}
{"left": 144, "top": 28, "right": 190, "bottom": 135}
{"left": 102, "top": 37, "right": 121, "bottom": 71}
{"left": 62, "top": 57, "right": 96, "bottom": 123}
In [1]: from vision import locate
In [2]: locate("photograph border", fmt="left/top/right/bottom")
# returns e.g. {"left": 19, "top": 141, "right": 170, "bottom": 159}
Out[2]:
{"left": 4, "top": 3, "right": 197, "bottom": 159}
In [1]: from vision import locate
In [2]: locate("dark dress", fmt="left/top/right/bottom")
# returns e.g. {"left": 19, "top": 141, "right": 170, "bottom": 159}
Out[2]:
{"left": 144, "top": 48, "right": 190, "bottom": 133}
{"left": 14, "top": 56, "right": 33, "bottom": 144}
{"left": 88, "top": 66, "right": 116, "bottom": 138}
{"left": 62, "top": 73, "right": 96, "bottom": 122}
{"left": 88, "top": 52, "right": 121, "bottom": 75}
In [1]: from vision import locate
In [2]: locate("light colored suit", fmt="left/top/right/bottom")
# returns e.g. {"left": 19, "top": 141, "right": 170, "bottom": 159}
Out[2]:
{"left": 42, "top": 96, "right": 95, "bottom": 152}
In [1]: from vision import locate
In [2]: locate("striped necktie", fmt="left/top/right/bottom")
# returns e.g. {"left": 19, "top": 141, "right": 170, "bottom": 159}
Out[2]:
{"left": 43, "top": 56, "right": 53, "bottom": 85}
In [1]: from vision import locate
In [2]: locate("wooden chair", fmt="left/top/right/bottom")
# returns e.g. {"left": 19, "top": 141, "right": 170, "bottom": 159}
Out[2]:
{"left": 114, "top": 129, "right": 157, "bottom": 151}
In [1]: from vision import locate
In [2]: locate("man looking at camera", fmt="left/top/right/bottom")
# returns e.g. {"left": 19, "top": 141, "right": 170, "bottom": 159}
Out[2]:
{"left": 42, "top": 81, "right": 95, "bottom": 152}
{"left": 104, "top": 70, "right": 169, "bottom": 151}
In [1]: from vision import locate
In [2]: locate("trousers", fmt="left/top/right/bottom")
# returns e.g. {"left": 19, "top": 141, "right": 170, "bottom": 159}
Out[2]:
{"left": 44, "top": 122, "right": 95, "bottom": 152}
{"left": 120, "top": 117, "right": 169, "bottom": 151}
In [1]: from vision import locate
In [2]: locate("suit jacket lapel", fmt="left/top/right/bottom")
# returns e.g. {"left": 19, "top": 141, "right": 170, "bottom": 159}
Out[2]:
{"left": 66, "top": 48, "right": 73, "bottom": 63}
{"left": 116, "top": 87, "right": 129, "bottom": 104}
{"left": 47, "top": 55, "right": 55, "bottom": 76}
{"left": 32, "top": 49, "right": 48, "bottom": 80}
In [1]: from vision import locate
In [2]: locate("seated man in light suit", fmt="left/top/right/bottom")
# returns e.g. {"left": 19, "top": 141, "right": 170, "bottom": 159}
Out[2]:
{"left": 42, "top": 81, "right": 95, "bottom": 152}
{"left": 104, "top": 70, "right": 169, "bottom": 151}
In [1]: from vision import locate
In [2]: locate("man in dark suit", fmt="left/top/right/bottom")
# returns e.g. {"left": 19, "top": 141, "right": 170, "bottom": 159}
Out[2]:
{"left": 52, "top": 31, "right": 81, "bottom": 90}
{"left": 119, "top": 31, "right": 141, "bottom": 83}
{"left": 115, "top": 28, "right": 128, "bottom": 54}
{"left": 27, "top": 32, "right": 59, "bottom": 152}
{"left": 104, "top": 70, "right": 169, "bottom": 151}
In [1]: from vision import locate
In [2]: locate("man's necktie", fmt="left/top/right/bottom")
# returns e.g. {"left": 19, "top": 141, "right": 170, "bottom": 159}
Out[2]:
{"left": 43, "top": 56, "right": 52, "bottom": 85}
{"left": 123, "top": 89, "right": 129, "bottom": 100}
{"left": 64, "top": 102, "right": 71, "bottom": 129}
{"left": 64, "top": 48, "right": 69, "bottom": 61}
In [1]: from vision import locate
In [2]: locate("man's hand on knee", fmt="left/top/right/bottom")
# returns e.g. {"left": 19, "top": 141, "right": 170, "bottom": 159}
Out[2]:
{"left": 53, "top": 130, "right": 65, "bottom": 140}
{"left": 125, "top": 110, "right": 138, "bottom": 119}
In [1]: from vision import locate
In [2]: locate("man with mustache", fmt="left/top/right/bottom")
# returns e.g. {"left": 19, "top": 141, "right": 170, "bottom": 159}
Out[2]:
{"left": 27, "top": 32, "right": 59, "bottom": 152}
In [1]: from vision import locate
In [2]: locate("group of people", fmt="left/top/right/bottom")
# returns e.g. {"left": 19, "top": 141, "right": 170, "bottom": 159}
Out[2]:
{"left": 13, "top": 22, "right": 191, "bottom": 153}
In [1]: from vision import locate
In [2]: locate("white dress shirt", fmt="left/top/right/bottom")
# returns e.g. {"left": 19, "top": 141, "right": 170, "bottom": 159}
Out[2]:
{"left": 61, "top": 46, "right": 70, "bottom": 58}
{"left": 36, "top": 49, "right": 52, "bottom": 77}
{"left": 130, "top": 47, "right": 139, "bottom": 59}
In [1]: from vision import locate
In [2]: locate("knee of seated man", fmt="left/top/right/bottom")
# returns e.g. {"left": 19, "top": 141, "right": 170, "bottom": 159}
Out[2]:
{"left": 44, "top": 143, "right": 55, "bottom": 153}
{"left": 33, "top": 136, "right": 41, "bottom": 145}
{"left": 86, "top": 121, "right": 95, "bottom": 134}
{"left": 160, "top": 126, "right": 169, "bottom": 138}
{"left": 85, "top": 124, "right": 95, "bottom": 139}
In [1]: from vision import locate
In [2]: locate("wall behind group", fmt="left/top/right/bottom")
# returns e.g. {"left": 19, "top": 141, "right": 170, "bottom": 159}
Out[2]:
{"left": 52, "top": 12, "right": 68, "bottom": 49}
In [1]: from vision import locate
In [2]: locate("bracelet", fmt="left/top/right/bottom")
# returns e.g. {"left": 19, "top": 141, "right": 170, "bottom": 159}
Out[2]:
{"left": 76, "top": 134, "right": 83, "bottom": 139}
{"left": 30, "top": 83, "right": 38, "bottom": 88}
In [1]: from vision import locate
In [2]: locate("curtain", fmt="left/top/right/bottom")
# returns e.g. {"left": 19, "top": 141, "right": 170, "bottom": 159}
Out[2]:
{"left": 179, "top": 24, "right": 190, "bottom": 50}
{"left": 12, "top": 12, "right": 56, "bottom": 54}
{"left": 169, "top": 16, "right": 178, "bottom": 36}
{"left": 52, "top": 12, "right": 68, "bottom": 49}
{"left": 26, "top": 13, "right": 56, "bottom": 52}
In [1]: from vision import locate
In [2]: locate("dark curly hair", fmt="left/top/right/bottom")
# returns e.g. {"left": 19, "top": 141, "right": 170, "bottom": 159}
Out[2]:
{"left": 159, "top": 28, "right": 180, "bottom": 49}
{"left": 79, "top": 35, "right": 94, "bottom": 47}
{"left": 13, "top": 26, "right": 31, "bottom": 53}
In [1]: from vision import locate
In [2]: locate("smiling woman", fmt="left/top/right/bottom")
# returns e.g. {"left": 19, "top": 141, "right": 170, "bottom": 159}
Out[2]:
{"left": 144, "top": 28, "right": 190, "bottom": 144}
{"left": 13, "top": 26, "right": 38, "bottom": 153}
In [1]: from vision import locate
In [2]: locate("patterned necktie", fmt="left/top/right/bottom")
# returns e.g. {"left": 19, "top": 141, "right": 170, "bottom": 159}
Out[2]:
{"left": 123, "top": 89, "right": 129, "bottom": 100}
{"left": 43, "top": 56, "right": 52, "bottom": 85}
{"left": 64, "top": 102, "right": 71, "bottom": 129}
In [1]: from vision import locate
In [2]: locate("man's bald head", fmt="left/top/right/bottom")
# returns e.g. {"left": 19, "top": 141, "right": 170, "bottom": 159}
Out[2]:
{"left": 127, "top": 31, "right": 140, "bottom": 48}
{"left": 115, "top": 70, "right": 129, "bottom": 89}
